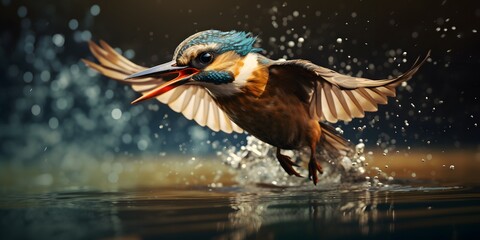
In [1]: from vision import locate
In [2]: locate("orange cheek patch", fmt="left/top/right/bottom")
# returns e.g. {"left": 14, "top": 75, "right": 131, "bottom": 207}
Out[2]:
{"left": 233, "top": 59, "right": 244, "bottom": 77}
{"left": 205, "top": 51, "right": 240, "bottom": 72}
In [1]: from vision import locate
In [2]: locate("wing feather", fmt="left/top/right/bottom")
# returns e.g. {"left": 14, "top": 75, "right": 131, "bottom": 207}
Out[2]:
{"left": 167, "top": 88, "right": 188, "bottom": 112}
{"left": 219, "top": 111, "right": 233, "bottom": 133}
{"left": 331, "top": 86, "right": 352, "bottom": 119}
{"left": 167, "top": 87, "right": 185, "bottom": 105}
{"left": 190, "top": 89, "right": 205, "bottom": 120}
{"left": 322, "top": 82, "right": 338, "bottom": 120}
{"left": 207, "top": 100, "right": 221, "bottom": 132}
{"left": 232, "top": 122, "right": 243, "bottom": 133}
{"left": 343, "top": 90, "right": 365, "bottom": 118}
{"left": 366, "top": 88, "right": 388, "bottom": 104}
{"left": 194, "top": 94, "right": 209, "bottom": 127}
{"left": 88, "top": 42, "right": 129, "bottom": 73}
{"left": 132, "top": 84, "right": 158, "bottom": 93}
{"left": 268, "top": 51, "right": 429, "bottom": 123}
{"left": 352, "top": 89, "right": 378, "bottom": 112}
{"left": 99, "top": 40, "right": 145, "bottom": 71}
{"left": 321, "top": 87, "right": 337, "bottom": 123}
{"left": 179, "top": 86, "right": 196, "bottom": 112}
{"left": 83, "top": 41, "right": 242, "bottom": 133}
{"left": 331, "top": 86, "right": 352, "bottom": 121}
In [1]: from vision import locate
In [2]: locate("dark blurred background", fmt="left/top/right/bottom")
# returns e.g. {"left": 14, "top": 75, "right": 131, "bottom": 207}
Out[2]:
{"left": 1, "top": 0, "right": 479, "bottom": 165}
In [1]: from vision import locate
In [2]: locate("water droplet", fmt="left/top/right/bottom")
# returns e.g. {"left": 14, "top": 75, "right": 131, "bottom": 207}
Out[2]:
{"left": 124, "top": 49, "right": 135, "bottom": 59}
{"left": 122, "top": 134, "right": 132, "bottom": 144}
{"left": 52, "top": 34, "right": 65, "bottom": 47}
{"left": 90, "top": 5, "right": 101, "bottom": 16}
{"left": 17, "top": 6, "right": 27, "bottom": 18}
{"left": 56, "top": 98, "right": 69, "bottom": 110}
{"left": 31, "top": 104, "right": 41, "bottom": 116}
{"left": 105, "top": 89, "right": 114, "bottom": 99}
{"left": 40, "top": 70, "right": 50, "bottom": 82}
{"left": 111, "top": 108, "right": 122, "bottom": 120}
{"left": 137, "top": 139, "right": 148, "bottom": 150}
{"left": 336, "top": 38, "right": 343, "bottom": 44}
{"left": 68, "top": 19, "right": 79, "bottom": 30}
{"left": 23, "top": 71, "right": 33, "bottom": 83}
{"left": 81, "top": 30, "right": 92, "bottom": 41}
{"left": 48, "top": 117, "right": 59, "bottom": 129}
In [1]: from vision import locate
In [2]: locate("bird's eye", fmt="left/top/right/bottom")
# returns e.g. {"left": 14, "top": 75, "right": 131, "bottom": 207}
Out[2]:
{"left": 192, "top": 52, "right": 214, "bottom": 69}
{"left": 198, "top": 52, "right": 213, "bottom": 64}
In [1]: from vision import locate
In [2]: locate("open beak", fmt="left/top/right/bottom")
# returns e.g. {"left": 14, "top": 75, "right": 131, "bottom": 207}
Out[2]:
{"left": 126, "top": 60, "right": 199, "bottom": 104}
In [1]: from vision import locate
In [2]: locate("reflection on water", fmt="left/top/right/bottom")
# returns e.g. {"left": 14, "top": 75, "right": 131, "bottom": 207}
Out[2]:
{"left": 1, "top": 184, "right": 479, "bottom": 240}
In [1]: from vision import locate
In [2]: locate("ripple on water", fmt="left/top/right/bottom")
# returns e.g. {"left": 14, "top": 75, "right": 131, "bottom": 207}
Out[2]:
{"left": 1, "top": 184, "right": 479, "bottom": 240}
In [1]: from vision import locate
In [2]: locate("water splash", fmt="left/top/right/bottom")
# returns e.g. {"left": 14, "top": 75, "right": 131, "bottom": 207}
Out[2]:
{"left": 221, "top": 136, "right": 377, "bottom": 187}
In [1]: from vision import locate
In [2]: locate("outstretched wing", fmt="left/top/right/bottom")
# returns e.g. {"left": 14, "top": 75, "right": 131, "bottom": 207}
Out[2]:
{"left": 268, "top": 52, "right": 429, "bottom": 123}
{"left": 82, "top": 40, "right": 243, "bottom": 133}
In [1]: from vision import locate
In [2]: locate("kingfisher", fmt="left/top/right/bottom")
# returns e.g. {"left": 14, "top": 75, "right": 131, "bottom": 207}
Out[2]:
{"left": 83, "top": 30, "right": 428, "bottom": 185}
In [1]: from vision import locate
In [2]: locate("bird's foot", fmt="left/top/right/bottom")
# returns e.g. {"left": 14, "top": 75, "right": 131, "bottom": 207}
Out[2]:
{"left": 276, "top": 151, "right": 303, "bottom": 177}
{"left": 308, "top": 158, "right": 323, "bottom": 185}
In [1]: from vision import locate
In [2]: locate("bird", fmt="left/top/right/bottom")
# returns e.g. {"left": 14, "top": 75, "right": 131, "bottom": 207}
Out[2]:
{"left": 82, "top": 30, "right": 429, "bottom": 185}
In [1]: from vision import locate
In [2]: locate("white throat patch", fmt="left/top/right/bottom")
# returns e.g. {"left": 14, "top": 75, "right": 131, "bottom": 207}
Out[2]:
{"left": 234, "top": 53, "right": 258, "bottom": 88}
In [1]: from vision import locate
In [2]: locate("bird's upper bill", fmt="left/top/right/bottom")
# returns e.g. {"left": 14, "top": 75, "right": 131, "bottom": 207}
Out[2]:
{"left": 126, "top": 60, "right": 199, "bottom": 104}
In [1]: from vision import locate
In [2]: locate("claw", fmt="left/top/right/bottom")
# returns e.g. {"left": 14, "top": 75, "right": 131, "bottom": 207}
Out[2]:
{"left": 315, "top": 159, "right": 323, "bottom": 174}
{"left": 276, "top": 149, "right": 303, "bottom": 177}
{"left": 308, "top": 158, "right": 323, "bottom": 185}
{"left": 282, "top": 154, "right": 300, "bottom": 167}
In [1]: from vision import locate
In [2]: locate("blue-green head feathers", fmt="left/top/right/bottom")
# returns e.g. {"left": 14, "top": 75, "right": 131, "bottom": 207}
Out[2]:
{"left": 173, "top": 30, "right": 263, "bottom": 60}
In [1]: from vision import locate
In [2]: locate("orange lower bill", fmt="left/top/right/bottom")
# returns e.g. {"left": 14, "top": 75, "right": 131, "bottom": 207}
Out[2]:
{"left": 131, "top": 68, "right": 199, "bottom": 104}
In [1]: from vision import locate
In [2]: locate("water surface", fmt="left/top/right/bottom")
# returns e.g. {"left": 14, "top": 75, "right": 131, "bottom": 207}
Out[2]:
{"left": 1, "top": 182, "right": 479, "bottom": 240}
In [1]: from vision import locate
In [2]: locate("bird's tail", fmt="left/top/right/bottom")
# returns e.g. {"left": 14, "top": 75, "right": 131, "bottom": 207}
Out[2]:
{"left": 317, "top": 122, "right": 354, "bottom": 160}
